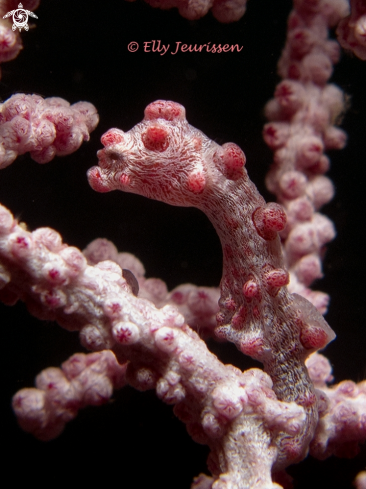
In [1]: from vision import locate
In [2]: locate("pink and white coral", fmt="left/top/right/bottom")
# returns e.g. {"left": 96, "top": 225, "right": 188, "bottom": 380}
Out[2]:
{"left": 0, "top": 203, "right": 309, "bottom": 487}
{"left": 0, "top": 93, "right": 99, "bottom": 168}
{"left": 263, "top": 0, "right": 350, "bottom": 315}
{"left": 12, "top": 350, "right": 127, "bottom": 441}
{"left": 306, "top": 353, "right": 366, "bottom": 460}
{"left": 83, "top": 237, "right": 220, "bottom": 334}
{"left": 0, "top": 1, "right": 365, "bottom": 488}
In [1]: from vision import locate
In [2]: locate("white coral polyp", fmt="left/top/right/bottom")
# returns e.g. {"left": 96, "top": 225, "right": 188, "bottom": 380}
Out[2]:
{"left": 112, "top": 321, "right": 140, "bottom": 345}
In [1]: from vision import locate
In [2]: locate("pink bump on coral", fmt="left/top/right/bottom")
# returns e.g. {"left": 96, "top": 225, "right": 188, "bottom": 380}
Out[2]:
{"left": 252, "top": 203, "right": 287, "bottom": 240}
{"left": 263, "top": 0, "right": 350, "bottom": 314}
{"left": 0, "top": 205, "right": 315, "bottom": 483}
{"left": 12, "top": 350, "right": 127, "bottom": 441}
{"left": 142, "top": 125, "right": 170, "bottom": 152}
{"left": 306, "top": 353, "right": 366, "bottom": 461}
{"left": 0, "top": 94, "right": 98, "bottom": 168}
{"left": 144, "top": 99, "right": 186, "bottom": 121}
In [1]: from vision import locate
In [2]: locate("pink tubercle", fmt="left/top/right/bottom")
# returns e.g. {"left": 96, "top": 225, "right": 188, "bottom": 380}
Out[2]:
{"left": 187, "top": 170, "right": 206, "bottom": 194}
{"left": 300, "top": 324, "right": 328, "bottom": 350}
{"left": 101, "top": 130, "right": 125, "bottom": 147}
{"left": 87, "top": 167, "right": 111, "bottom": 193}
{"left": 120, "top": 173, "right": 131, "bottom": 186}
{"left": 242, "top": 279, "right": 260, "bottom": 298}
{"left": 141, "top": 125, "right": 170, "bottom": 152}
{"left": 240, "top": 336, "right": 264, "bottom": 358}
{"left": 144, "top": 100, "right": 186, "bottom": 122}
{"left": 264, "top": 268, "right": 289, "bottom": 288}
{"left": 252, "top": 203, "right": 287, "bottom": 240}
{"left": 221, "top": 143, "right": 246, "bottom": 170}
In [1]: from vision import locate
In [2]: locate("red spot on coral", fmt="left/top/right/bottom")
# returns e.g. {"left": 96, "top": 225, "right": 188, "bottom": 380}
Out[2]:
{"left": 240, "top": 337, "right": 264, "bottom": 358}
{"left": 197, "top": 290, "right": 208, "bottom": 300}
{"left": 142, "top": 126, "right": 170, "bottom": 152}
{"left": 276, "top": 81, "right": 295, "bottom": 102}
{"left": 144, "top": 100, "right": 185, "bottom": 121}
{"left": 253, "top": 203, "right": 287, "bottom": 240}
{"left": 120, "top": 174, "right": 131, "bottom": 186}
{"left": 179, "top": 353, "right": 195, "bottom": 368}
{"left": 162, "top": 330, "right": 175, "bottom": 346}
{"left": 297, "top": 391, "right": 317, "bottom": 408}
{"left": 171, "top": 291, "right": 185, "bottom": 304}
{"left": 231, "top": 306, "right": 247, "bottom": 329}
{"left": 187, "top": 170, "right": 206, "bottom": 194}
{"left": 216, "top": 312, "right": 226, "bottom": 326}
{"left": 288, "top": 62, "right": 301, "bottom": 79}
{"left": 110, "top": 303, "right": 122, "bottom": 314}
{"left": 43, "top": 291, "right": 61, "bottom": 308}
{"left": 300, "top": 325, "right": 328, "bottom": 350}
{"left": 101, "top": 130, "right": 124, "bottom": 147}
{"left": 15, "top": 236, "right": 29, "bottom": 248}
{"left": 115, "top": 327, "right": 133, "bottom": 343}
{"left": 242, "top": 279, "right": 259, "bottom": 298}
{"left": 11, "top": 235, "right": 32, "bottom": 259}
{"left": 282, "top": 439, "right": 303, "bottom": 462}
{"left": 221, "top": 143, "right": 246, "bottom": 170}
{"left": 223, "top": 298, "right": 236, "bottom": 311}
{"left": 264, "top": 268, "right": 289, "bottom": 288}
{"left": 213, "top": 143, "right": 246, "bottom": 179}
{"left": 263, "top": 123, "right": 288, "bottom": 149}
{"left": 87, "top": 167, "right": 111, "bottom": 193}
{"left": 48, "top": 269, "right": 60, "bottom": 281}
{"left": 192, "top": 137, "right": 202, "bottom": 151}
{"left": 265, "top": 125, "right": 277, "bottom": 138}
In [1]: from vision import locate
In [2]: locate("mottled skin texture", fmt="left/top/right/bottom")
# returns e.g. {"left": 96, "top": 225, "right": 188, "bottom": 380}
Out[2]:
{"left": 88, "top": 100, "right": 336, "bottom": 466}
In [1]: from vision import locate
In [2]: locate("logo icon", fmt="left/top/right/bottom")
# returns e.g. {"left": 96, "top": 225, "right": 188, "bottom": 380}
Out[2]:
{"left": 2, "top": 3, "right": 38, "bottom": 32}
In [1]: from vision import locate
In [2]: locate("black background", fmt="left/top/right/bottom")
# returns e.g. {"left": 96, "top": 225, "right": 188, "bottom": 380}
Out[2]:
{"left": 1, "top": 0, "right": 365, "bottom": 487}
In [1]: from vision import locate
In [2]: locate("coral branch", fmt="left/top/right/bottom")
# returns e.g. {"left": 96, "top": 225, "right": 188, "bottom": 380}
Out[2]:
{"left": 83, "top": 237, "right": 220, "bottom": 336}
{"left": 263, "top": 0, "right": 349, "bottom": 314}
{"left": 306, "top": 353, "right": 366, "bottom": 460}
{"left": 12, "top": 350, "right": 127, "bottom": 440}
{"left": 0, "top": 93, "right": 99, "bottom": 168}
{"left": 0, "top": 203, "right": 309, "bottom": 487}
